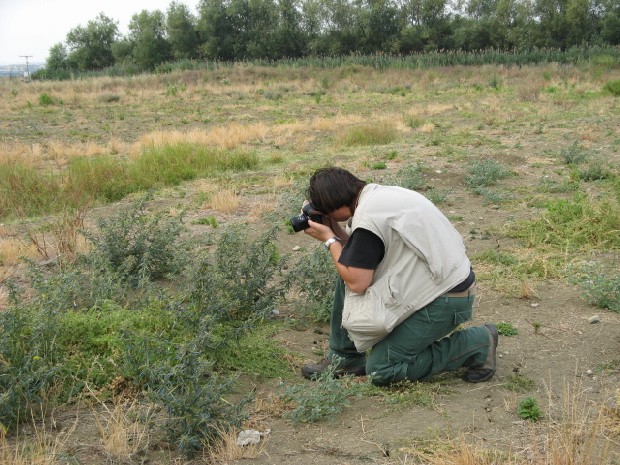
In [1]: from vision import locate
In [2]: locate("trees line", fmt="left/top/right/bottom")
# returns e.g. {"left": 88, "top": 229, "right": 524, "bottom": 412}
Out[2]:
{"left": 39, "top": 0, "right": 620, "bottom": 77}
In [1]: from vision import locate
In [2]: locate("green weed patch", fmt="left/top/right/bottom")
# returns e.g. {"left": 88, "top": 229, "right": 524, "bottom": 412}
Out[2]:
{"left": 510, "top": 192, "right": 620, "bottom": 251}
{"left": 0, "top": 145, "right": 258, "bottom": 221}
{"left": 281, "top": 360, "right": 364, "bottom": 423}
{"left": 504, "top": 374, "right": 536, "bottom": 392}
{"left": 572, "top": 262, "right": 620, "bottom": 313}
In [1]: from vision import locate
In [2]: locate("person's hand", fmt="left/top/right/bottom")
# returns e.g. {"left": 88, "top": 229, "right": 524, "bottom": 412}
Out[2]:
{"left": 303, "top": 219, "right": 334, "bottom": 242}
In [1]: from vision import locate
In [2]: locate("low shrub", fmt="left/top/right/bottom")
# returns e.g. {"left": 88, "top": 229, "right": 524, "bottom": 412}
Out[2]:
{"left": 465, "top": 159, "right": 511, "bottom": 188}
{"left": 98, "top": 94, "right": 121, "bottom": 103}
{"left": 573, "top": 262, "right": 620, "bottom": 313}
{"left": 85, "top": 195, "right": 185, "bottom": 286}
{"left": 504, "top": 374, "right": 535, "bottom": 392}
{"left": 281, "top": 359, "right": 362, "bottom": 423}
{"left": 0, "top": 208, "right": 288, "bottom": 454}
{"left": 122, "top": 329, "right": 250, "bottom": 456}
{"left": 38, "top": 93, "right": 56, "bottom": 106}
{"left": 392, "top": 162, "right": 426, "bottom": 190}
{"left": 285, "top": 246, "right": 337, "bottom": 322}
{"left": 560, "top": 142, "right": 589, "bottom": 165}
{"left": 578, "top": 161, "right": 612, "bottom": 181}
{"left": 518, "top": 396, "right": 542, "bottom": 421}
{"left": 0, "top": 305, "right": 61, "bottom": 430}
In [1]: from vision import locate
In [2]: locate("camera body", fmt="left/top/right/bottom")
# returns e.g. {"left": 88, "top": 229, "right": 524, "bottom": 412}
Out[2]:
{"left": 290, "top": 203, "right": 323, "bottom": 232}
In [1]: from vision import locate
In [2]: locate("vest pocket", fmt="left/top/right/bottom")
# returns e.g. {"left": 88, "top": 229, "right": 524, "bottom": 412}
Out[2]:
{"left": 379, "top": 275, "right": 401, "bottom": 307}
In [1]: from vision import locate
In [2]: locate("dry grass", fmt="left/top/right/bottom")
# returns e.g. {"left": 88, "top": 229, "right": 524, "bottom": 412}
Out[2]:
{"left": 0, "top": 236, "right": 39, "bottom": 304}
{"left": 25, "top": 209, "right": 89, "bottom": 262}
{"left": 392, "top": 376, "right": 618, "bottom": 464}
{"left": 138, "top": 123, "right": 269, "bottom": 151}
{"left": 94, "top": 400, "right": 151, "bottom": 462}
{"left": 209, "top": 189, "right": 240, "bottom": 213}
{"left": 516, "top": 79, "right": 544, "bottom": 102}
{"left": 419, "top": 123, "right": 436, "bottom": 133}
{"left": 602, "top": 388, "right": 620, "bottom": 437}
{"left": 0, "top": 415, "right": 77, "bottom": 465}
{"left": 397, "top": 439, "right": 513, "bottom": 464}
{"left": 202, "top": 427, "right": 269, "bottom": 463}
{"left": 519, "top": 280, "right": 539, "bottom": 300}
{"left": 0, "top": 237, "right": 38, "bottom": 268}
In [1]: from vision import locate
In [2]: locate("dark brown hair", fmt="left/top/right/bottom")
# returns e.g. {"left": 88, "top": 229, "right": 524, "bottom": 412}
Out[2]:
{"left": 307, "top": 167, "right": 366, "bottom": 214}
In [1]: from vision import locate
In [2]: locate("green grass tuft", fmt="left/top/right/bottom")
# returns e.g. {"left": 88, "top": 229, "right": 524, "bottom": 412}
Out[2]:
{"left": 603, "top": 79, "right": 620, "bottom": 96}
{"left": 510, "top": 192, "right": 620, "bottom": 250}
{"left": 340, "top": 123, "right": 397, "bottom": 147}
{"left": 505, "top": 374, "right": 536, "bottom": 392}
{"left": 497, "top": 322, "right": 519, "bottom": 336}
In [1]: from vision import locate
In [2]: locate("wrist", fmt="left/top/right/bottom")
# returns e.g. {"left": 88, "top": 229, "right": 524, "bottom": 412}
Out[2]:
{"left": 324, "top": 236, "right": 341, "bottom": 250}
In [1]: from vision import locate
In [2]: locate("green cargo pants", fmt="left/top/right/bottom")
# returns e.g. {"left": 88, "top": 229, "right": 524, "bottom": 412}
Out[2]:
{"left": 327, "top": 278, "right": 491, "bottom": 385}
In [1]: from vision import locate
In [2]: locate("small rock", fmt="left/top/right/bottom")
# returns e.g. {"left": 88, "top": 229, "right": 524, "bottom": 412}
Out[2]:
{"left": 503, "top": 351, "right": 509, "bottom": 356}
{"left": 292, "top": 246, "right": 301, "bottom": 251}
{"left": 530, "top": 302, "right": 540, "bottom": 308}
{"left": 435, "top": 170, "right": 442, "bottom": 174}
{"left": 237, "top": 430, "right": 261, "bottom": 446}
{"left": 588, "top": 315, "right": 601, "bottom": 324}
{"left": 236, "top": 429, "right": 271, "bottom": 446}
{"left": 586, "top": 370, "right": 593, "bottom": 377}
{"left": 499, "top": 354, "right": 503, "bottom": 358}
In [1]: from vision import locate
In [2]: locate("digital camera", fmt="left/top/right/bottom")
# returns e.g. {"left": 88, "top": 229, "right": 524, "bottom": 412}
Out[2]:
{"left": 290, "top": 202, "right": 323, "bottom": 232}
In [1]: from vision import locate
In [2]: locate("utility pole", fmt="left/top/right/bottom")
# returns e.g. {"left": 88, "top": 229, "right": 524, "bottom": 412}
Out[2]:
{"left": 20, "top": 55, "right": 33, "bottom": 80}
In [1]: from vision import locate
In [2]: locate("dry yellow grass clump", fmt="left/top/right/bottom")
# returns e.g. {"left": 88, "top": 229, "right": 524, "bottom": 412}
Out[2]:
{"left": 138, "top": 123, "right": 269, "bottom": 152}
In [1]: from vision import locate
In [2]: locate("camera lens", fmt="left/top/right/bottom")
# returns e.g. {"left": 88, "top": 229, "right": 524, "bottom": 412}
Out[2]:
{"left": 290, "top": 213, "right": 310, "bottom": 232}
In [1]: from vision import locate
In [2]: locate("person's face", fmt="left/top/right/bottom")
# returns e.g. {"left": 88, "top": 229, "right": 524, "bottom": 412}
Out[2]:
{"left": 325, "top": 206, "right": 352, "bottom": 222}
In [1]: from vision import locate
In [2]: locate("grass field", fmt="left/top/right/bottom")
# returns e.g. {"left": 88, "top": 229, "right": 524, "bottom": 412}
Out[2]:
{"left": 0, "top": 59, "right": 619, "bottom": 463}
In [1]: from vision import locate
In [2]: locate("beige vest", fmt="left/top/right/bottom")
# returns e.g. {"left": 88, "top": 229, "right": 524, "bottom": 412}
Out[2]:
{"left": 341, "top": 184, "right": 471, "bottom": 351}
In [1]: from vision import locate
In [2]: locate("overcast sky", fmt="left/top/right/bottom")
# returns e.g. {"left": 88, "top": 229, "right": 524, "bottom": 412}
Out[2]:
{"left": 0, "top": 0, "right": 200, "bottom": 66}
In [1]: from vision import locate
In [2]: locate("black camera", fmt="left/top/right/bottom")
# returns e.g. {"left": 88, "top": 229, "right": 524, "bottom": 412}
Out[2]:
{"left": 290, "top": 203, "right": 323, "bottom": 232}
